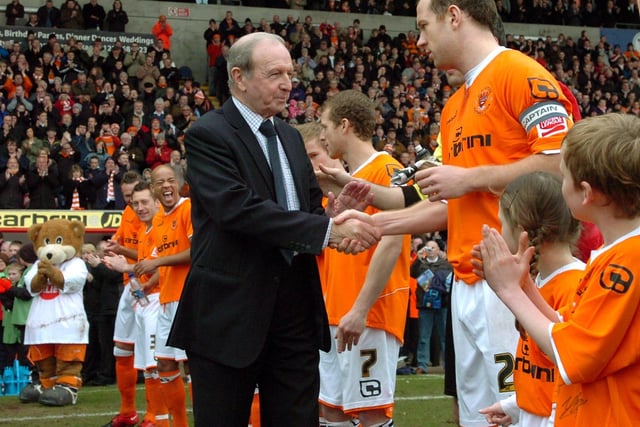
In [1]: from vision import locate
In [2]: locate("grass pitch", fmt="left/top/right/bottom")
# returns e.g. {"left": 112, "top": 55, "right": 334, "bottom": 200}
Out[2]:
{"left": 0, "top": 373, "right": 454, "bottom": 426}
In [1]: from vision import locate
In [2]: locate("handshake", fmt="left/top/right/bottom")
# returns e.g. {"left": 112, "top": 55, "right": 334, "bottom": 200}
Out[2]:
{"left": 326, "top": 181, "right": 381, "bottom": 254}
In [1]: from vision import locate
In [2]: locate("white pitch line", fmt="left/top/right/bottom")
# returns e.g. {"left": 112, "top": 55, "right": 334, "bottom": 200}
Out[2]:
{"left": 1, "top": 409, "right": 194, "bottom": 423}
{"left": 395, "top": 395, "right": 452, "bottom": 401}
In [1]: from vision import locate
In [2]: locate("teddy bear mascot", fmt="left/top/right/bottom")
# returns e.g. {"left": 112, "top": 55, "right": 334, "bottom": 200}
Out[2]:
{"left": 18, "top": 218, "right": 89, "bottom": 406}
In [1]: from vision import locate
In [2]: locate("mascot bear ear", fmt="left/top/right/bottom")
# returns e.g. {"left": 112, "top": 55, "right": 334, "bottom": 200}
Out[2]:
{"left": 70, "top": 220, "right": 86, "bottom": 240}
{"left": 28, "top": 223, "right": 44, "bottom": 245}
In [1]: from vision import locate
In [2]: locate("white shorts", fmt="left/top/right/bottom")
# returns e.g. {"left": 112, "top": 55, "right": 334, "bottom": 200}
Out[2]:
{"left": 155, "top": 301, "right": 187, "bottom": 362}
{"left": 451, "top": 278, "right": 519, "bottom": 427}
{"left": 134, "top": 292, "right": 161, "bottom": 371}
{"left": 113, "top": 284, "right": 136, "bottom": 344}
{"left": 319, "top": 326, "right": 399, "bottom": 415}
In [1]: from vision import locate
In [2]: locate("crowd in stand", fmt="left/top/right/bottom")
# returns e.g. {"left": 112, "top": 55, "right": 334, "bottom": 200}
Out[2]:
{"left": 1, "top": 0, "right": 639, "bottom": 211}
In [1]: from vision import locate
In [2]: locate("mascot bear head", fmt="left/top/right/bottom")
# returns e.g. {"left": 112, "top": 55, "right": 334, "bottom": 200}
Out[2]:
{"left": 28, "top": 219, "right": 85, "bottom": 265}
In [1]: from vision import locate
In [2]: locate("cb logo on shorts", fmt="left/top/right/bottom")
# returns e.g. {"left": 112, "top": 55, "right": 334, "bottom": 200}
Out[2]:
{"left": 360, "top": 380, "right": 381, "bottom": 398}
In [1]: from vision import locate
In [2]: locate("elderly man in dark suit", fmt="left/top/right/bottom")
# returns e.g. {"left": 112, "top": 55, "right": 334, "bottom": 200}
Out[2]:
{"left": 168, "top": 32, "right": 379, "bottom": 426}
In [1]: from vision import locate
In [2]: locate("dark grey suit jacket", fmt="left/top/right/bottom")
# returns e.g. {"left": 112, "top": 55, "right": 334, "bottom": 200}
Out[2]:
{"left": 168, "top": 99, "right": 331, "bottom": 368}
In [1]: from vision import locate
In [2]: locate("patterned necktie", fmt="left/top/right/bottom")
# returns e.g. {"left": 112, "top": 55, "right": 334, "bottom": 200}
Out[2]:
{"left": 259, "top": 119, "right": 292, "bottom": 264}
{"left": 259, "top": 120, "right": 288, "bottom": 209}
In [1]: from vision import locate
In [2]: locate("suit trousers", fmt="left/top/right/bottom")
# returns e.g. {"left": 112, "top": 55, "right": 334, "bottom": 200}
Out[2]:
{"left": 188, "top": 259, "right": 321, "bottom": 427}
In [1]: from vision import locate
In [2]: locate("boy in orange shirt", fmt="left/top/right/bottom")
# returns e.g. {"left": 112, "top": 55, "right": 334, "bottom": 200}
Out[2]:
{"left": 478, "top": 113, "right": 640, "bottom": 426}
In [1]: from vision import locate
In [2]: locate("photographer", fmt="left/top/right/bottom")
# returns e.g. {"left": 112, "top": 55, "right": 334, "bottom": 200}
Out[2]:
{"left": 410, "top": 240, "right": 452, "bottom": 374}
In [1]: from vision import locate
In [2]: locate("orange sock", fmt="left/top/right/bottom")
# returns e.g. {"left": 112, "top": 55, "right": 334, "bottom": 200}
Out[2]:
{"left": 144, "top": 374, "right": 170, "bottom": 427}
{"left": 159, "top": 370, "right": 188, "bottom": 427}
{"left": 115, "top": 355, "right": 137, "bottom": 416}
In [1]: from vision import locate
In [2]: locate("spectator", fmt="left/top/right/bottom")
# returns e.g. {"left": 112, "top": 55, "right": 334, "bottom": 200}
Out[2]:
{"left": 21, "top": 128, "right": 45, "bottom": 165}
{"left": 114, "top": 149, "right": 137, "bottom": 175}
{"left": 159, "top": 56, "right": 180, "bottom": 91}
{"left": 148, "top": 97, "right": 166, "bottom": 126}
{"left": 618, "top": 0, "right": 640, "bottom": 24}
{"left": 26, "top": 150, "right": 59, "bottom": 208}
{"left": 104, "top": 0, "right": 127, "bottom": 32}
{"left": 125, "top": 42, "right": 145, "bottom": 89}
{"left": 25, "top": 11, "right": 38, "bottom": 27}
{"left": 4, "top": 70, "right": 33, "bottom": 101}
{"left": 83, "top": 153, "right": 101, "bottom": 179}
{"left": 168, "top": 149, "right": 185, "bottom": 190}
{"left": 37, "top": 0, "right": 60, "bottom": 28}
{"left": 410, "top": 240, "right": 452, "bottom": 374}
{"left": 92, "top": 156, "right": 122, "bottom": 209}
{"left": 71, "top": 71, "right": 97, "bottom": 100}
{"left": 148, "top": 39, "right": 169, "bottom": 67}
{"left": 173, "top": 104, "right": 196, "bottom": 133}
{"left": 81, "top": 240, "right": 120, "bottom": 385}
{"left": 86, "top": 41, "right": 106, "bottom": 75}
{"left": 203, "top": 19, "right": 220, "bottom": 46}
{"left": 1, "top": 136, "right": 28, "bottom": 169}
{"left": 7, "top": 85, "right": 33, "bottom": 113}
{"left": 206, "top": 33, "right": 223, "bottom": 97}
{"left": 84, "top": 139, "right": 109, "bottom": 169}
{"left": 59, "top": 0, "right": 84, "bottom": 29}
{"left": 0, "top": 155, "right": 28, "bottom": 208}
{"left": 62, "top": 163, "right": 91, "bottom": 209}
{"left": 124, "top": 99, "right": 145, "bottom": 130}
{"left": 151, "top": 15, "right": 174, "bottom": 51}
{"left": 192, "top": 90, "right": 211, "bottom": 117}
{"left": 94, "top": 121, "right": 121, "bottom": 157}
{"left": 135, "top": 53, "right": 160, "bottom": 92}
{"left": 601, "top": 0, "right": 619, "bottom": 27}
{"left": 583, "top": 1, "right": 602, "bottom": 27}
{"left": 214, "top": 44, "right": 230, "bottom": 104}
{"left": 240, "top": 18, "right": 256, "bottom": 37}
{"left": 144, "top": 131, "right": 171, "bottom": 169}
{"left": 53, "top": 92, "right": 75, "bottom": 118}
{"left": 70, "top": 122, "right": 94, "bottom": 168}
{"left": 103, "top": 46, "right": 125, "bottom": 84}
{"left": 218, "top": 10, "right": 241, "bottom": 42}
{"left": 82, "top": 0, "right": 105, "bottom": 30}
{"left": 5, "top": 0, "right": 24, "bottom": 26}
{"left": 58, "top": 51, "right": 86, "bottom": 84}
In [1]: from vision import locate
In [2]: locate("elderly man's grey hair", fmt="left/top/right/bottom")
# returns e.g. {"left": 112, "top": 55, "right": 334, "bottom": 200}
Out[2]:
{"left": 227, "top": 33, "right": 287, "bottom": 91}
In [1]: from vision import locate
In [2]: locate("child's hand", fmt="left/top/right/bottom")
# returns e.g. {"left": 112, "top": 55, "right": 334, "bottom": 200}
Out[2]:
{"left": 479, "top": 401, "right": 512, "bottom": 426}
{"left": 479, "top": 225, "right": 534, "bottom": 297}
{"left": 85, "top": 253, "right": 101, "bottom": 268}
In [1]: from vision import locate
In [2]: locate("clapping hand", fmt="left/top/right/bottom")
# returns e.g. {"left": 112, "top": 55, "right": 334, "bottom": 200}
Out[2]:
{"left": 325, "top": 180, "right": 373, "bottom": 218}
{"left": 474, "top": 225, "right": 535, "bottom": 297}
{"left": 103, "top": 253, "right": 129, "bottom": 273}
